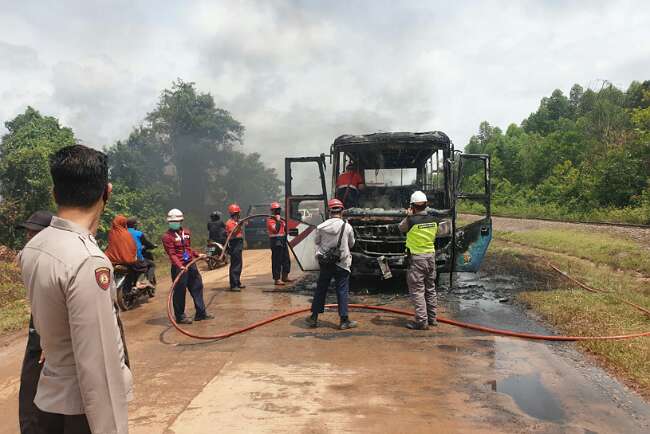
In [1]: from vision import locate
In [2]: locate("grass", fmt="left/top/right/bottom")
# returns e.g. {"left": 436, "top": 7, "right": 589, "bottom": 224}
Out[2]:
{"left": 497, "top": 228, "right": 650, "bottom": 275}
{"left": 458, "top": 201, "right": 650, "bottom": 225}
{"left": 0, "top": 260, "right": 30, "bottom": 334}
{"left": 489, "top": 231, "right": 650, "bottom": 397}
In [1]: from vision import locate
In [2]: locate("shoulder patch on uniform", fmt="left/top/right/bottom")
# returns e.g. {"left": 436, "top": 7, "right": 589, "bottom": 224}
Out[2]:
{"left": 95, "top": 267, "right": 111, "bottom": 290}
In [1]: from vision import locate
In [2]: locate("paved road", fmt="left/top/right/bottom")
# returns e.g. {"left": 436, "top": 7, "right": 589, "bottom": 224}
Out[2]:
{"left": 1, "top": 248, "right": 649, "bottom": 433}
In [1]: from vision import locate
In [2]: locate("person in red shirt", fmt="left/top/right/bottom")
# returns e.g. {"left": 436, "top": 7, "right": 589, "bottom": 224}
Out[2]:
{"left": 267, "top": 202, "right": 294, "bottom": 286}
{"left": 335, "top": 161, "right": 365, "bottom": 208}
{"left": 225, "top": 204, "right": 246, "bottom": 291}
{"left": 162, "top": 208, "right": 213, "bottom": 324}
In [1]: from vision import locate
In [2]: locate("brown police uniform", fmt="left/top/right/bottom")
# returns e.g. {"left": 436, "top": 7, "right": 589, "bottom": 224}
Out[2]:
{"left": 19, "top": 216, "right": 133, "bottom": 434}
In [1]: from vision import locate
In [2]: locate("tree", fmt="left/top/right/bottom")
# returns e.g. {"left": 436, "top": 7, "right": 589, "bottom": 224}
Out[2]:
{"left": 0, "top": 107, "right": 76, "bottom": 247}
{"left": 145, "top": 79, "right": 244, "bottom": 213}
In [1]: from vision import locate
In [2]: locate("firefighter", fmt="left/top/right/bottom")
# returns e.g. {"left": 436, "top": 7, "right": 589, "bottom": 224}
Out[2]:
{"left": 162, "top": 209, "right": 213, "bottom": 324}
{"left": 267, "top": 202, "right": 293, "bottom": 286}
{"left": 225, "top": 204, "right": 246, "bottom": 291}
{"left": 398, "top": 191, "right": 438, "bottom": 330}
{"left": 335, "top": 161, "right": 365, "bottom": 209}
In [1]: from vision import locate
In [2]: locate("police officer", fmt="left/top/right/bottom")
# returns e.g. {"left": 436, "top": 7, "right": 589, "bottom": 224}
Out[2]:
{"left": 225, "top": 204, "right": 245, "bottom": 291}
{"left": 267, "top": 202, "right": 294, "bottom": 286}
{"left": 18, "top": 145, "right": 133, "bottom": 434}
{"left": 398, "top": 191, "right": 438, "bottom": 330}
{"left": 16, "top": 211, "right": 52, "bottom": 434}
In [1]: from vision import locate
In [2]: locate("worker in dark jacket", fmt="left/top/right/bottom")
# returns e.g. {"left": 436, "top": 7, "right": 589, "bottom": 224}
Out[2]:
{"left": 207, "top": 211, "right": 227, "bottom": 245}
{"left": 162, "top": 208, "right": 213, "bottom": 324}
{"left": 267, "top": 202, "right": 294, "bottom": 286}
{"left": 16, "top": 210, "right": 52, "bottom": 434}
{"left": 225, "top": 204, "right": 246, "bottom": 291}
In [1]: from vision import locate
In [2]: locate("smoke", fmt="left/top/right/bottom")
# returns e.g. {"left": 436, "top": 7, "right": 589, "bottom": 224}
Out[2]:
{"left": 1, "top": 0, "right": 650, "bottom": 197}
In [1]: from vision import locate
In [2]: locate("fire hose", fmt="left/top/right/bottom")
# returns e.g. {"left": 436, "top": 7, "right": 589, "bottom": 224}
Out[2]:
{"left": 167, "top": 215, "right": 650, "bottom": 342}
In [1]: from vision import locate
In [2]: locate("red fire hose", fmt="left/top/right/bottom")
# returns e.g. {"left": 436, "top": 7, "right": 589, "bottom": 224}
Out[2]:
{"left": 166, "top": 216, "right": 650, "bottom": 342}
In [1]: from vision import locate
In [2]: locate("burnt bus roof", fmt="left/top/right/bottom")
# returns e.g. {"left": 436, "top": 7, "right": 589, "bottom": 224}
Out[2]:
{"left": 332, "top": 131, "right": 451, "bottom": 169}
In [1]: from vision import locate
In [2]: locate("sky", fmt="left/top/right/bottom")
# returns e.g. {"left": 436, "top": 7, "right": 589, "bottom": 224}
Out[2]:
{"left": 1, "top": 0, "right": 649, "bottom": 175}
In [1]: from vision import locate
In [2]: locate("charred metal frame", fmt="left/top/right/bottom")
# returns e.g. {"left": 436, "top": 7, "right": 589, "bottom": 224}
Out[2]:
{"left": 285, "top": 132, "right": 492, "bottom": 279}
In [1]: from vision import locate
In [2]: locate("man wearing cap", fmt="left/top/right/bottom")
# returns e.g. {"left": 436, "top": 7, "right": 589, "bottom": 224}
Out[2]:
{"left": 267, "top": 202, "right": 293, "bottom": 286}
{"left": 16, "top": 210, "right": 52, "bottom": 434}
{"left": 162, "top": 209, "right": 213, "bottom": 324}
{"left": 306, "top": 198, "right": 358, "bottom": 330}
{"left": 18, "top": 145, "right": 133, "bottom": 434}
{"left": 398, "top": 191, "right": 438, "bottom": 330}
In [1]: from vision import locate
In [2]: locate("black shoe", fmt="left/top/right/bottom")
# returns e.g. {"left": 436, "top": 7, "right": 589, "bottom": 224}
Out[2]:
{"left": 340, "top": 320, "right": 358, "bottom": 330}
{"left": 177, "top": 316, "right": 193, "bottom": 325}
{"left": 195, "top": 313, "right": 215, "bottom": 321}
{"left": 238, "top": 284, "right": 246, "bottom": 289}
{"left": 305, "top": 316, "right": 318, "bottom": 328}
{"left": 406, "top": 321, "right": 429, "bottom": 330}
{"left": 428, "top": 318, "right": 438, "bottom": 327}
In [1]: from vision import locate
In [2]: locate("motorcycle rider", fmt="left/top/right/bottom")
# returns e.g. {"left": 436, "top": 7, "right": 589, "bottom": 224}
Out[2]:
{"left": 207, "top": 211, "right": 227, "bottom": 246}
{"left": 126, "top": 217, "right": 157, "bottom": 286}
{"left": 105, "top": 215, "right": 146, "bottom": 292}
{"left": 162, "top": 208, "right": 213, "bottom": 324}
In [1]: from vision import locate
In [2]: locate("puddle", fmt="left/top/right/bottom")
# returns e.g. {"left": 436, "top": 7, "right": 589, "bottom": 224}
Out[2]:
{"left": 488, "top": 373, "right": 566, "bottom": 422}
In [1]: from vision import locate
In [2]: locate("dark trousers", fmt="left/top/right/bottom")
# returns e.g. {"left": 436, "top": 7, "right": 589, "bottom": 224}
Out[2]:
{"left": 171, "top": 264, "right": 207, "bottom": 320}
{"left": 336, "top": 187, "right": 360, "bottom": 209}
{"left": 19, "top": 317, "right": 45, "bottom": 434}
{"left": 228, "top": 238, "right": 244, "bottom": 288}
{"left": 36, "top": 411, "right": 92, "bottom": 434}
{"left": 270, "top": 239, "right": 291, "bottom": 280}
{"left": 311, "top": 264, "right": 350, "bottom": 318}
{"left": 36, "top": 413, "right": 90, "bottom": 434}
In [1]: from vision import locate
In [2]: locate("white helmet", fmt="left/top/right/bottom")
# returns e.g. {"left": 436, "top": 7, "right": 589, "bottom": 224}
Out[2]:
{"left": 167, "top": 208, "right": 184, "bottom": 222}
{"left": 410, "top": 191, "right": 428, "bottom": 204}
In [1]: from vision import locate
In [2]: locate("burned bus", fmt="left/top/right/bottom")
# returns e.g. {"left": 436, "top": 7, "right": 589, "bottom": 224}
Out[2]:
{"left": 285, "top": 131, "right": 491, "bottom": 278}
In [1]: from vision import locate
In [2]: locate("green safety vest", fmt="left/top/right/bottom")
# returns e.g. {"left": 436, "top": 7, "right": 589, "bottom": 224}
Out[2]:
{"left": 405, "top": 215, "right": 438, "bottom": 254}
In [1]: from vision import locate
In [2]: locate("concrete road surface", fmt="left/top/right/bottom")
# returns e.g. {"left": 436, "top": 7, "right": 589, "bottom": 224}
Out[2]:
{"left": 1, "top": 248, "right": 649, "bottom": 433}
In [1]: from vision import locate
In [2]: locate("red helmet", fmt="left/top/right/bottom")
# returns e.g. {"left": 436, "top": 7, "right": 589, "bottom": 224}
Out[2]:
{"left": 270, "top": 201, "right": 281, "bottom": 210}
{"left": 328, "top": 198, "right": 344, "bottom": 210}
{"left": 228, "top": 204, "right": 241, "bottom": 214}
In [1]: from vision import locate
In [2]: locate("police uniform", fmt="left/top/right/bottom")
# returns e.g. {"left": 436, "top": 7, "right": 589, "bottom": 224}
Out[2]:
{"left": 267, "top": 217, "right": 291, "bottom": 281}
{"left": 19, "top": 217, "right": 133, "bottom": 434}
{"left": 398, "top": 211, "right": 438, "bottom": 325}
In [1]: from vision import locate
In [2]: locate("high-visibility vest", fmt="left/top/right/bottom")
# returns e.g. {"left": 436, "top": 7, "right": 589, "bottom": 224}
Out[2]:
{"left": 405, "top": 215, "right": 437, "bottom": 254}
{"left": 267, "top": 217, "right": 286, "bottom": 238}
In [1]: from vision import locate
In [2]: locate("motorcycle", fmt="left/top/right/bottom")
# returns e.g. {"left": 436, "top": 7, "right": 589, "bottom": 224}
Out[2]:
{"left": 206, "top": 240, "right": 229, "bottom": 270}
{"left": 114, "top": 246, "right": 157, "bottom": 311}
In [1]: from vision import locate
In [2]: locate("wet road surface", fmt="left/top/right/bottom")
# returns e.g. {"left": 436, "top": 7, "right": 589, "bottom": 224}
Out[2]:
{"left": 1, "top": 249, "right": 649, "bottom": 433}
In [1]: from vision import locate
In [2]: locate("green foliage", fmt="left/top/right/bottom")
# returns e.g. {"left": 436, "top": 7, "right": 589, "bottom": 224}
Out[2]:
{"left": 465, "top": 80, "right": 650, "bottom": 224}
{"left": 104, "top": 79, "right": 281, "bottom": 232}
{"left": 0, "top": 107, "right": 76, "bottom": 248}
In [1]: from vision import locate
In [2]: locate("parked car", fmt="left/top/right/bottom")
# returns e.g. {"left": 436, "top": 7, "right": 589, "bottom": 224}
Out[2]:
{"left": 244, "top": 204, "right": 271, "bottom": 249}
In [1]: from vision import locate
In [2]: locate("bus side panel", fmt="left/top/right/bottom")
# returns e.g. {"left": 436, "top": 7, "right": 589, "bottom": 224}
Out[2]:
{"left": 454, "top": 218, "right": 492, "bottom": 272}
